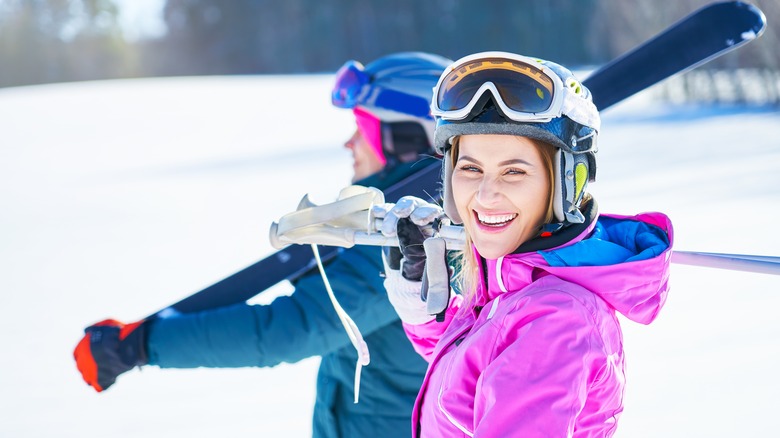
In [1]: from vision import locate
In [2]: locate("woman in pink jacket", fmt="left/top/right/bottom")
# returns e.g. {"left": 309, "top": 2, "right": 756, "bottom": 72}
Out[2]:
{"left": 377, "top": 52, "right": 673, "bottom": 437}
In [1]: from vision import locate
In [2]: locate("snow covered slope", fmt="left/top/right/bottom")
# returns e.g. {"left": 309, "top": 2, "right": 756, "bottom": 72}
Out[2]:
{"left": 0, "top": 76, "right": 778, "bottom": 437}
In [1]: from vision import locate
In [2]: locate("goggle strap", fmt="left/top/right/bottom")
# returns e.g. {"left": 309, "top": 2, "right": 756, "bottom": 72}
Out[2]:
{"left": 369, "top": 87, "right": 431, "bottom": 118}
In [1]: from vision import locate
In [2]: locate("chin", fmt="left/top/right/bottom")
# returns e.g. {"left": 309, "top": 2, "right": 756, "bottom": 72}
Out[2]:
{"left": 351, "top": 170, "right": 366, "bottom": 182}
{"left": 471, "top": 238, "right": 514, "bottom": 260}
{"left": 466, "top": 221, "right": 526, "bottom": 260}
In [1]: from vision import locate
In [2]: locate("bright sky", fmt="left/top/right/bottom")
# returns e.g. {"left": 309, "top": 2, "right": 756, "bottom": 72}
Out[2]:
{"left": 115, "top": 0, "right": 166, "bottom": 40}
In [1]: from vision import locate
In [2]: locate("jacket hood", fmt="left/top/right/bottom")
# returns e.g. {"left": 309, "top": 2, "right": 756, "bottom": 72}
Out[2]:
{"left": 478, "top": 211, "right": 673, "bottom": 325}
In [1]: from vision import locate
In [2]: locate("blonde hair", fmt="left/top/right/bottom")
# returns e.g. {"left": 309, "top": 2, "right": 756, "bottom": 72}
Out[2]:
{"left": 448, "top": 135, "right": 557, "bottom": 311}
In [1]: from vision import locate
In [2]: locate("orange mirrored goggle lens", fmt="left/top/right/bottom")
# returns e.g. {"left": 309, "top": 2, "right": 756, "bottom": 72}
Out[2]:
{"left": 436, "top": 58, "right": 555, "bottom": 114}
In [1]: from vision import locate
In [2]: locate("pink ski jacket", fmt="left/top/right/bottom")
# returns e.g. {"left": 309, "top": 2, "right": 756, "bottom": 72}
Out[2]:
{"left": 403, "top": 211, "right": 673, "bottom": 437}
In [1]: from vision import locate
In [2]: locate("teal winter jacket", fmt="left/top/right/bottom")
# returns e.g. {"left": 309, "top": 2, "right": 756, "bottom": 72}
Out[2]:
{"left": 146, "top": 160, "right": 433, "bottom": 438}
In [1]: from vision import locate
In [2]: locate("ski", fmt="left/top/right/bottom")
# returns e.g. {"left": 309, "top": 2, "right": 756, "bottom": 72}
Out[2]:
{"left": 153, "top": 163, "right": 441, "bottom": 317}
{"left": 586, "top": 1, "right": 766, "bottom": 109}
{"left": 150, "top": 1, "right": 766, "bottom": 318}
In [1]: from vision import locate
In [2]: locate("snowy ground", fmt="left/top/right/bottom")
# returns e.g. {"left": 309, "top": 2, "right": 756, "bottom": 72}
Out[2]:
{"left": 1, "top": 75, "right": 778, "bottom": 437}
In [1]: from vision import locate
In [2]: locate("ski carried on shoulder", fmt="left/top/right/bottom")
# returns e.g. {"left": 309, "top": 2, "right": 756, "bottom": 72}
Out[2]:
{"left": 585, "top": 0, "right": 766, "bottom": 109}
{"left": 150, "top": 1, "right": 766, "bottom": 318}
{"left": 153, "top": 163, "right": 441, "bottom": 316}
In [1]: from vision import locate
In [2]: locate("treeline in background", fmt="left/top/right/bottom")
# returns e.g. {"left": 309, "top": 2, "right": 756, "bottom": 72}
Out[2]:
{"left": 1, "top": 0, "right": 778, "bottom": 104}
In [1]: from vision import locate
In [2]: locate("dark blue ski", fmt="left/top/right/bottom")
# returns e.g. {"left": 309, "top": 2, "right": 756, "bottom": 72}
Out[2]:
{"left": 154, "top": 163, "right": 441, "bottom": 316}
{"left": 150, "top": 1, "right": 766, "bottom": 318}
{"left": 586, "top": 1, "right": 766, "bottom": 109}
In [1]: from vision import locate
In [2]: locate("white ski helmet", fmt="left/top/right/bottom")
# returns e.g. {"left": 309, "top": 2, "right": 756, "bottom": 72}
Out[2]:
{"left": 332, "top": 52, "right": 452, "bottom": 166}
{"left": 431, "top": 51, "right": 600, "bottom": 230}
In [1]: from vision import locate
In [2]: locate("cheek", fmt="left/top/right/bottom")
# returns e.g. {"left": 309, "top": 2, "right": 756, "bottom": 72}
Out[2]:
{"left": 451, "top": 175, "right": 472, "bottom": 212}
{"left": 353, "top": 139, "right": 368, "bottom": 154}
{"left": 508, "top": 182, "right": 549, "bottom": 218}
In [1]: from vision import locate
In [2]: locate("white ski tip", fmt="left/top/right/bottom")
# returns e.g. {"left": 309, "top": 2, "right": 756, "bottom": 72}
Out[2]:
{"left": 297, "top": 194, "right": 317, "bottom": 210}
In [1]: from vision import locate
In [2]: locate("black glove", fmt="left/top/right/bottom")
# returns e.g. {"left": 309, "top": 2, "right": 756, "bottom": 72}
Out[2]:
{"left": 73, "top": 318, "right": 149, "bottom": 392}
{"left": 376, "top": 197, "right": 452, "bottom": 323}
{"left": 375, "top": 196, "right": 444, "bottom": 281}
{"left": 396, "top": 217, "right": 428, "bottom": 281}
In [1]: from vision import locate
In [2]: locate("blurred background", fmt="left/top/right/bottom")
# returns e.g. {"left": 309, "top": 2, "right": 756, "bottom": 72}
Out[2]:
{"left": 0, "top": 0, "right": 778, "bottom": 104}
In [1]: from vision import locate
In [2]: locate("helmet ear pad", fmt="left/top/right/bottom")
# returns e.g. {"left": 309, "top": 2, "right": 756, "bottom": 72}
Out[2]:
{"left": 554, "top": 150, "right": 592, "bottom": 224}
{"left": 441, "top": 150, "right": 462, "bottom": 224}
{"left": 381, "top": 121, "right": 433, "bottom": 164}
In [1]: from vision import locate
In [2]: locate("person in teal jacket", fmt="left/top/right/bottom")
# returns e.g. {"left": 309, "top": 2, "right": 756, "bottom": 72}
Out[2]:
{"left": 73, "top": 52, "right": 452, "bottom": 438}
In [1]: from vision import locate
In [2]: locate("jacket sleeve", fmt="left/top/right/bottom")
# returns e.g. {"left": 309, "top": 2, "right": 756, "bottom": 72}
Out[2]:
{"left": 147, "top": 245, "right": 403, "bottom": 368}
{"left": 401, "top": 294, "right": 462, "bottom": 362}
{"left": 472, "top": 289, "right": 611, "bottom": 437}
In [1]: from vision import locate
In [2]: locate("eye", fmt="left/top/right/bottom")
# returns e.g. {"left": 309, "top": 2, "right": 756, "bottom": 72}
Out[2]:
{"left": 457, "top": 164, "right": 481, "bottom": 173}
{"left": 504, "top": 167, "right": 527, "bottom": 176}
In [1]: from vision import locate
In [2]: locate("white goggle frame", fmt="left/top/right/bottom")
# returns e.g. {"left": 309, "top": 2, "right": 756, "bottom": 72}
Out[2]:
{"left": 430, "top": 51, "right": 600, "bottom": 131}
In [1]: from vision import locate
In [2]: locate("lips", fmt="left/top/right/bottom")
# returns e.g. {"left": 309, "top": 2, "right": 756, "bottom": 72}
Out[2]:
{"left": 475, "top": 211, "right": 517, "bottom": 228}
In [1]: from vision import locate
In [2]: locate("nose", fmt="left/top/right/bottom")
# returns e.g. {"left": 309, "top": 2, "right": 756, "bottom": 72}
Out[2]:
{"left": 475, "top": 175, "right": 503, "bottom": 206}
{"left": 344, "top": 130, "right": 360, "bottom": 150}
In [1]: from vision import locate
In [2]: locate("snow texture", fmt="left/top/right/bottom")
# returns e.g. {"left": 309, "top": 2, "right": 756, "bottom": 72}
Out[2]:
{"left": 1, "top": 75, "right": 778, "bottom": 437}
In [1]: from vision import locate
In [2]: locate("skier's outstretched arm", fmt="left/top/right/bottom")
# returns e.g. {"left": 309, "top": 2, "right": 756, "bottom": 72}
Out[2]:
{"left": 74, "top": 244, "right": 402, "bottom": 390}
{"left": 150, "top": 244, "right": 400, "bottom": 368}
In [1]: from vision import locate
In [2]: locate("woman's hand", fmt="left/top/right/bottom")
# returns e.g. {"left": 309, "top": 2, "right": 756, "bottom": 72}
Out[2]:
{"left": 373, "top": 197, "right": 449, "bottom": 324}
{"left": 373, "top": 196, "right": 444, "bottom": 281}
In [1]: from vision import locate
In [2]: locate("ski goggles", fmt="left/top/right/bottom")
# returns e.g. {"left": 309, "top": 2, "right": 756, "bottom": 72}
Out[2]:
{"left": 331, "top": 60, "right": 431, "bottom": 118}
{"left": 431, "top": 52, "right": 598, "bottom": 129}
{"left": 332, "top": 60, "right": 369, "bottom": 109}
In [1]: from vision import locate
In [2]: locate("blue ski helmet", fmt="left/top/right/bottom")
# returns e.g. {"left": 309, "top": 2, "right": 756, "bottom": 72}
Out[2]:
{"left": 332, "top": 52, "right": 452, "bottom": 166}
{"left": 430, "top": 51, "right": 600, "bottom": 229}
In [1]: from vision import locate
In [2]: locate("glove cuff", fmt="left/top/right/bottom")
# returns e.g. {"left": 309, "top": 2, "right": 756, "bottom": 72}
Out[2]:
{"left": 383, "top": 267, "right": 435, "bottom": 325}
{"left": 119, "top": 320, "right": 150, "bottom": 367}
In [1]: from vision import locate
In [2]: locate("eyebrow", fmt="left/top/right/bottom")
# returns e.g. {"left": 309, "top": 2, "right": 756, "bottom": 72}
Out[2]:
{"left": 457, "top": 155, "right": 534, "bottom": 167}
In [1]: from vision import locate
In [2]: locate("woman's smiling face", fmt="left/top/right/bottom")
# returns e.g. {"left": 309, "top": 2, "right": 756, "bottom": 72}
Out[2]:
{"left": 452, "top": 134, "right": 552, "bottom": 259}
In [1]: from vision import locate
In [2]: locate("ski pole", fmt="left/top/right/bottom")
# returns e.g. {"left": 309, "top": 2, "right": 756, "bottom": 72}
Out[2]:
{"left": 272, "top": 220, "right": 780, "bottom": 276}
{"left": 671, "top": 251, "right": 780, "bottom": 276}
{"left": 269, "top": 220, "right": 466, "bottom": 251}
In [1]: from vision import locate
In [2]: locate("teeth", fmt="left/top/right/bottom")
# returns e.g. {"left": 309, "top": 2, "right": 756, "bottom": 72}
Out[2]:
{"left": 477, "top": 212, "right": 517, "bottom": 225}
